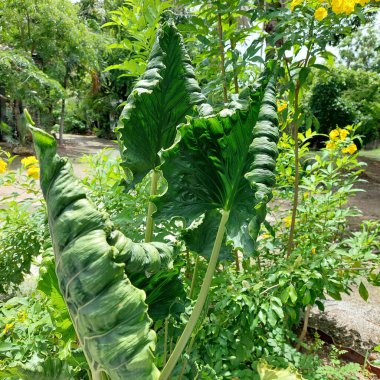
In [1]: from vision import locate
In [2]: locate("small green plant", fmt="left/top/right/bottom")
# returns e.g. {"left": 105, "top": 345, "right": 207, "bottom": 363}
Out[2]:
{"left": 315, "top": 346, "right": 361, "bottom": 380}
{"left": 0, "top": 290, "right": 88, "bottom": 379}
{"left": 0, "top": 150, "right": 46, "bottom": 293}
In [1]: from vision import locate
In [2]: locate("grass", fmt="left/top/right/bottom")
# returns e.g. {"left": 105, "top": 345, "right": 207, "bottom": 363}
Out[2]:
{"left": 359, "top": 148, "right": 380, "bottom": 161}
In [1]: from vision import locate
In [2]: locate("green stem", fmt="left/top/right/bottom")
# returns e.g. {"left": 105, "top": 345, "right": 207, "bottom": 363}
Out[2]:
{"left": 286, "top": 80, "right": 300, "bottom": 257}
{"left": 145, "top": 169, "right": 159, "bottom": 243}
{"left": 163, "top": 317, "right": 169, "bottom": 366}
{"left": 217, "top": 11, "right": 228, "bottom": 104}
{"left": 234, "top": 249, "right": 240, "bottom": 272}
{"left": 178, "top": 331, "right": 197, "bottom": 380}
{"left": 178, "top": 302, "right": 210, "bottom": 380}
{"left": 188, "top": 254, "right": 200, "bottom": 299}
{"left": 296, "top": 304, "right": 311, "bottom": 350}
{"left": 185, "top": 248, "right": 191, "bottom": 279}
{"left": 159, "top": 210, "right": 230, "bottom": 380}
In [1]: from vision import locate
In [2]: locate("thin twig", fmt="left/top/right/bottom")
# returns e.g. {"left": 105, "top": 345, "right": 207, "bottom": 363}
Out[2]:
{"left": 286, "top": 79, "right": 301, "bottom": 257}
{"left": 217, "top": 11, "right": 228, "bottom": 103}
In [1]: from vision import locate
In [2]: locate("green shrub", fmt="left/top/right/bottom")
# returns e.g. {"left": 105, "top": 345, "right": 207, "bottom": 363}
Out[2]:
{"left": 0, "top": 151, "right": 47, "bottom": 293}
{"left": 309, "top": 67, "right": 380, "bottom": 145}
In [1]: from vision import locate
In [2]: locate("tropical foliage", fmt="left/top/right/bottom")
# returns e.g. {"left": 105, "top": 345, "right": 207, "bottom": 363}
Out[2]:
{"left": 0, "top": 1, "right": 380, "bottom": 380}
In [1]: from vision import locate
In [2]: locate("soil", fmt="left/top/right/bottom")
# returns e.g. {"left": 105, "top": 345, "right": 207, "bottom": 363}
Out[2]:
{"left": 347, "top": 157, "right": 380, "bottom": 228}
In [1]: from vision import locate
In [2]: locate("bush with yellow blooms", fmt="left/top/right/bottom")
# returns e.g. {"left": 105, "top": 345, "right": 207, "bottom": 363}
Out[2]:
{"left": 326, "top": 126, "right": 358, "bottom": 155}
{"left": 290, "top": 0, "right": 380, "bottom": 19}
{"left": 21, "top": 156, "right": 40, "bottom": 180}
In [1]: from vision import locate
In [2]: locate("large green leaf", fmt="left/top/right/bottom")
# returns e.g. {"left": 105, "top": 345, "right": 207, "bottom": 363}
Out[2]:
{"left": 257, "top": 360, "right": 305, "bottom": 380}
{"left": 154, "top": 77, "right": 278, "bottom": 254}
{"left": 29, "top": 127, "right": 175, "bottom": 379}
{"left": 117, "top": 18, "right": 210, "bottom": 184}
{"left": 37, "top": 250, "right": 77, "bottom": 348}
{"left": 129, "top": 263, "right": 186, "bottom": 322}
{"left": 0, "top": 358, "right": 74, "bottom": 380}
{"left": 181, "top": 210, "right": 233, "bottom": 261}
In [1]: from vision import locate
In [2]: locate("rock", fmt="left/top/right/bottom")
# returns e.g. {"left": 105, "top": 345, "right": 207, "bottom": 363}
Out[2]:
{"left": 310, "top": 282, "right": 380, "bottom": 355}
{"left": 12, "top": 145, "right": 34, "bottom": 156}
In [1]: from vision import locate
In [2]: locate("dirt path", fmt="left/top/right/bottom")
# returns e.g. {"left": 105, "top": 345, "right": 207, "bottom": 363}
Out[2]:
{"left": 0, "top": 134, "right": 117, "bottom": 199}
{"left": 347, "top": 157, "right": 380, "bottom": 228}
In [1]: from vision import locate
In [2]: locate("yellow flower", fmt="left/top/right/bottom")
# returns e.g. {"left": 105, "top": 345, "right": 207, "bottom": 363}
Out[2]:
{"left": 21, "top": 156, "right": 38, "bottom": 168}
{"left": 342, "top": 143, "right": 357, "bottom": 155}
{"left": 290, "top": 0, "right": 303, "bottom": 10}
{"left": 326, "top": 141, "right": 336, "bottom": 149}
{"left": 314, "top": 7, "right": 328, "bottom": 21}
{"left": 339, "top": 129, "right": 349, "bottom": 140}
{"left": 277, "top": 101, "right": 287, "bottom": 112}
{"left": 0, "top": 159, "right": 7, "bottom": 174}
{"left": 329, "top": 129, "right": 340, "bottom": 140}
{"left": 2, "top": 323, "right": 14, "bottom": 334}
{"left": 331, "top": 0, "right": 356, "bottom": 14}
{"left": 283, "top": 216, "right": 292, "bottom": 228}
{"left": 303, "top": 192, "right": 309, "bottom": 198}
{"left": 262, "top": 233, "right": 271, "bottom": 239}
{"left": 17, "top": 310, "right": 27, "bottom": 322}
{"left": 27, "top": 166, "right": 40, "bottom": 179}
{"left": 311, "top": 247, "right": 316, "bottom": 254}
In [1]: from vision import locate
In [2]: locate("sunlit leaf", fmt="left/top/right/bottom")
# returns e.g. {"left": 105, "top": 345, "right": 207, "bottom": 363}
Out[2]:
{"left": 117, "top": 18, "right": 209, "bottom": 185}
{"left": 155, "top": 75, "right": 279, "bottom": 254}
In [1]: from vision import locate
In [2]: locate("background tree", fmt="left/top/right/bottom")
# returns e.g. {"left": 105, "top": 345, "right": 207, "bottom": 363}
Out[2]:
{"left": 309, "top": 66, "right": 380, "bottom": 145}
{"left": 338, "top": 24, "right": 380, "bottom": 72}
{"left": 0, "top": 48, "right": 63, "bottom": 144}
{"left": 0, "top": 0, "right": 103, "bottom": 143}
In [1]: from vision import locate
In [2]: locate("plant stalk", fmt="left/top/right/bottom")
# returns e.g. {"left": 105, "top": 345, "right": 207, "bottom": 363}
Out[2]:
{"left": 178, "top": 330, "right": 198, "bottom": 380}
{"left": 91, "top": 371, "right": 102, "bottom": 380}
{"left": 234, "top": 249, "right": 240, "bottom": 272}
{"left": 159, "top": 210, "right": 230, "bottom": 380}
{"left": 217, "top": 12, "right": 228, "bottom": 104}
{"left": 145, "top": 169, "right": 159, "bottom": 243}
{"left": 163, "top": 317, "right": 169, "bottom": 366}
{"left": 188, "top": 254, "right": 200, "bottom": 299}
{"left": 296, "top": 304, "right": 311, "bottom": 350}
{"left": 286, "top": 80, "right": 300, "bottom": 257}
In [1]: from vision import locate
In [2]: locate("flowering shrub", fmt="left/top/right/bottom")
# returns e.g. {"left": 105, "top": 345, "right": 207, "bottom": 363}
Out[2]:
{"left": 21, "top": 156, "right": 40, "bottom": 180}
{"left": 0, "top": 152, "right": 44, "bottom": 293}
{"left": 0, "top": 158, "right": 7, "bottom": 174}
{"left": 290, "top": 0, "right": 380, "bottom": 17}
{"left": 326, "top": 126, "right": 358, "bottom": 154}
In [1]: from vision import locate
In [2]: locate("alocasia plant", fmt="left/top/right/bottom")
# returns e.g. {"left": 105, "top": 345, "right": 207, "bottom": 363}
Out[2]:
{"left": 155, "top": 74, "right": 279, "bottom": 254}
{"left": 28, "top": 122, "right": 173, "bottom": 380}
{"left": 117, "top": 16, "right": 211, "bottom": 242}
{"left": 117, "top": 17, "right": 210, "bottom": 183}
{"left": 155, "top": 72, "right": 279, "bottom": 379}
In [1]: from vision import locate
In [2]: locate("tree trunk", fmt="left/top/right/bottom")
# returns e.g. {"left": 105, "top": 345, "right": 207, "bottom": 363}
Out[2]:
{"left": 0, "top": 85, "right": 6, "bottom": 125}
{"left": 35, "top": 109, "right": 41, "bottom": 127}
{"left": 230, "top": 36, "right": 239, "bottom": 94}
{"left": 59, "top": 74, "right": 68, "bottom": 145}
{"left": 59, "top": 98, "right": 65, "bottom": 144}
{"left": 14, "top": 99, "right": 25, "bottom": 145}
